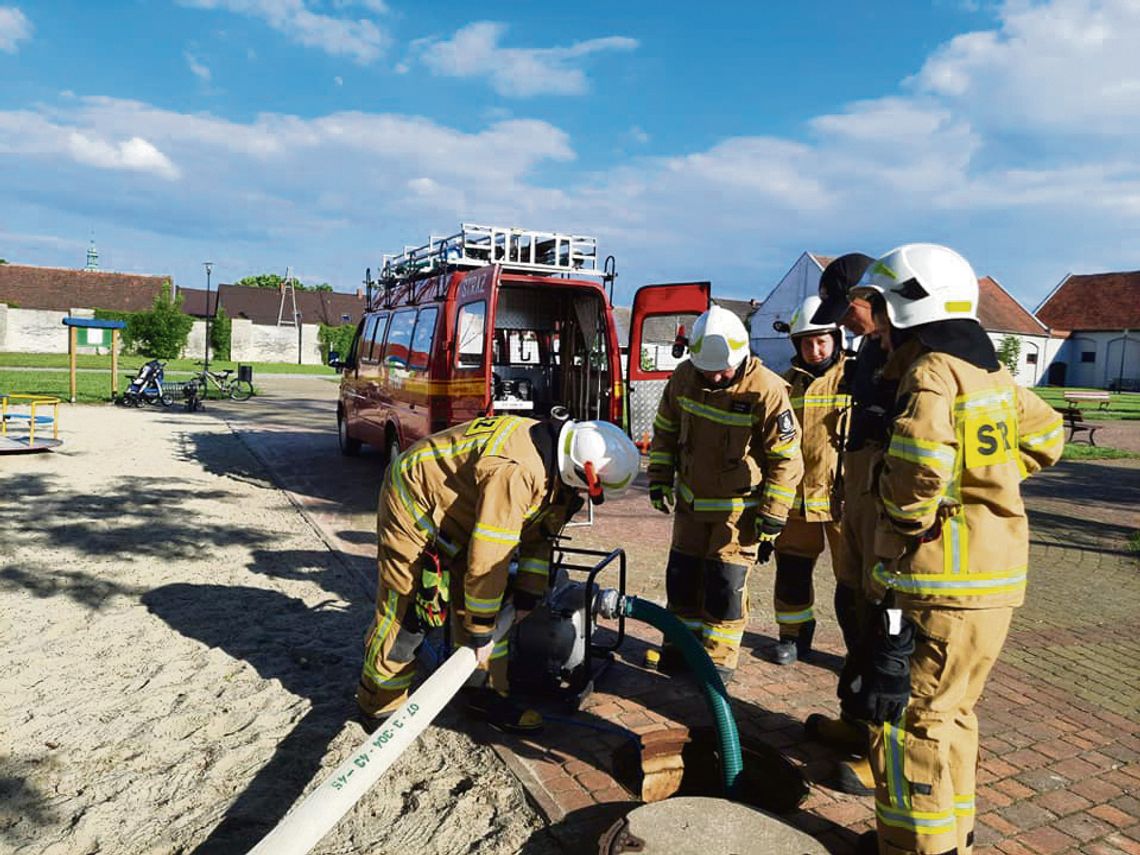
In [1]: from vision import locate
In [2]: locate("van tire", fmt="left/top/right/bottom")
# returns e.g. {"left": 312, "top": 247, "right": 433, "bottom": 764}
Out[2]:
{"left": 385, "top": 431, "right": 401, "bottom": 470}
{"left": 338, "top": 410, "right": 361, "bottom": 457}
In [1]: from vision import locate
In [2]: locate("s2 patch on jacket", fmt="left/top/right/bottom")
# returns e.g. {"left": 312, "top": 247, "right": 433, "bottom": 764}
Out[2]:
{"left": 776, "top": 409, "right": 796, "bottom": 439}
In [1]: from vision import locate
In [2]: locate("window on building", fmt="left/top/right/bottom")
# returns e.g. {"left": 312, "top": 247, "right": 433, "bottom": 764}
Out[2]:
{"left": 409, "top": 307, "right": 439, "bottom": 371}
{"left": 1081, "top": 351, "right": 1096, "bottom": 364}
{"left": 1026, "top": 352, "right": 1038, "bottom": 365}
{"left": 456, "top": 301, "right": 486, "bottom": 367}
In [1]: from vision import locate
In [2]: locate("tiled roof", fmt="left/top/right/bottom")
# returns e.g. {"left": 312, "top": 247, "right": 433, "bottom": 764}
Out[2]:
{"left": 977, "top": 276, "right": 1048, "bottom": 336}
{"left": 808, "top": 253, "right": 834, "bottom": 270}
{"left": 0, "top": 264, "right": 170, "bottom": 312}
{"left": 187, "top": 284, "right": 367, "bottom": 326}
{"left": 176, "top": 287, "right": 218, "bottom": 318}
{"left": 1036, "top": 271, "right": 1140, "bottom": 331}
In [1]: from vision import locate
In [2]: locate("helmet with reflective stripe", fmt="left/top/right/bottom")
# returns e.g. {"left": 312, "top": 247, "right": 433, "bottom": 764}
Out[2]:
{"left": 688, "top": 305, "right": 750, "bottom": 372}
{"left": 788, "top": 295, "right": 839, "bottom": 338}
{"left": 557, "top": 419, "right": 640, "bottom": 504}
{"left": 854, "top": 243, "right": 978, "bottom": 329}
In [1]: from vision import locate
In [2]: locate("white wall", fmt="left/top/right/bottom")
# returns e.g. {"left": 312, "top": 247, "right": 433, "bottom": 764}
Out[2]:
{"left": 185, "top": 318, "right": 323, "bottom": 365}
{"left": 986, "top": 331, "right": 1056, "bottom": 386}
{"left": 748, "top": 252, "right": 823, "bottom": 374}
{"left": 1043, "top": 330, "right": 1140, "bottom": 389}
{"left": 0, "top": 305, "right": 105, "bottom": 353}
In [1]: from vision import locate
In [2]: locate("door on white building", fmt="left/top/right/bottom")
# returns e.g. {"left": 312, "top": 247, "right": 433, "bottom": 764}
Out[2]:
{"left": 1104, "top": 335, "right": 1140, "bottom": 391}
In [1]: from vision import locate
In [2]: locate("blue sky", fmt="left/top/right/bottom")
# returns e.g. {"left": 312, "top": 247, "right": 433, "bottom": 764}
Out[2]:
{"left": 2, "top": 0, "right": 1138, "bottom": 309}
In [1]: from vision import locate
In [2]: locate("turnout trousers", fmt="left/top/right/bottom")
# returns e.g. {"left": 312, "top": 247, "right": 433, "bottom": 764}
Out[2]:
{"left": 356, "top": 489, "right": 510, "bottom": 719}
{"left": 665, "top": 500, "right": 758, "bottom": 670}
{"left": 868, "top": 607, "right": 1013, "bottom": 855}
{"left": 772, "top": 516, "right": 849, "bottom": 639}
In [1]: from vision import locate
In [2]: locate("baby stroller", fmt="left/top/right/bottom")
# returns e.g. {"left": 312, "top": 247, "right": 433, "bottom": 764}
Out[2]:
{"left": 118, "top": 359, "right": 173, "bottom": 407}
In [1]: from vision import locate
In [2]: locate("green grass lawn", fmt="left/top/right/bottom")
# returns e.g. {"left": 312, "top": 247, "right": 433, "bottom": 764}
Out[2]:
{"left": 1034, "top": 387, "right": 1140, "bottom": 420}
{"left": 1061, "top": 443, "right": 1139, "bottom": 460}
{"left": 0, "top": 352, "right": 335, "bottom": 375}
{"left": 0, "top": 369, "right": 261, "bottom": 403}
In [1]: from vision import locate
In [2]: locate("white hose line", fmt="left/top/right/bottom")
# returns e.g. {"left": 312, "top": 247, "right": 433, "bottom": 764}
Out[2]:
{"left": 248, "top": 607, "right": 514, "bottom": 855}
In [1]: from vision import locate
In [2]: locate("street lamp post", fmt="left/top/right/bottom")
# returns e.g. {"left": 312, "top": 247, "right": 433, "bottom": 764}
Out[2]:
{"left": 296, "top": 311, "right": 303, "bottom": 365}
{"left": 203, "top": 262, "right": 214, "bottom": 374}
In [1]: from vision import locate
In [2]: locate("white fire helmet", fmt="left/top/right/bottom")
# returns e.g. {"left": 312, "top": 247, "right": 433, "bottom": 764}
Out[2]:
{"left": 557, "top": 419, "right": 640, "bottom": 505}
{"left": 854, "top": 244, "right": 979, "bottom": 329}
{"left": 688, "top": 305, "right": 750, "bottom": 373}
{"left": 788, "top": 295, "right": 839, "bottom": 339}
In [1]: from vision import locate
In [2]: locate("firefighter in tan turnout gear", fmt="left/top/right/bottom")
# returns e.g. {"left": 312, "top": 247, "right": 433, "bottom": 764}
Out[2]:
{"left": 356, "top": 414, "right": 640, "bottom": 732}
{"left": 648, "top": 305, "right": 804, "bottom": 680}
{"left": 769, "top": 295, "right": 851, "bottom": 665}
{"left": 847, "top": 244, "right": 1063, "bottom": 855}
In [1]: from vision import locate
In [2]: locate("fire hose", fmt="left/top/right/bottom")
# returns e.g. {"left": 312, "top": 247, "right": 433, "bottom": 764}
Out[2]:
{"left": 247, "top": 606, "right": 515, "bottom": 855}
{"left": 249, "top": 587, "right": 745, "bottom": 853}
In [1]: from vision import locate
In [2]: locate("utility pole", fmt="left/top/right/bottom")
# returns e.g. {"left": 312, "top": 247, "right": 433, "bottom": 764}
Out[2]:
{"left": 204, "top": 262, "right": 214, "bottom": 374}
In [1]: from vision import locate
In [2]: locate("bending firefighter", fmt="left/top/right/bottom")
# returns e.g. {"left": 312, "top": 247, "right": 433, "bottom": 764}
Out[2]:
{"left": 356, "top": 414, "right": 640, "bottom": 732}
{"left": 849, "top": 244, "right": 1063, "bottom": 855}
{"left": 769, "top": 295, "right": 851, "bottom": 665}
{"left": 648, "top": 305, "right": 804, "bottom": 680}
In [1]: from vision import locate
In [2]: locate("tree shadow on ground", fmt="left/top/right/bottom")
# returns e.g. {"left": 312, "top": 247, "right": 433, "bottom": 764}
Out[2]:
{"left": 142, "top": 582, "right": 368, "bottom": 854}
{"left": 1, "top": 473, "right": 271, "bottom": 566}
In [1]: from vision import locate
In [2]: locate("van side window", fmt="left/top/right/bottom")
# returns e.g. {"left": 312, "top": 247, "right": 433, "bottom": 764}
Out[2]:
{"left": 368, "top": 313, "right": 390, "bottom": 362}
{"left": 359, "top": 316, "right": 379, "bottom": 363}
{"left": 409, "top": 307, "right": 439, "bottom": 371}
{"left": 456, "top": 301, "right": 486, "bottom": 367}
{"left": 384, "top": 309, "right": 417, "bottom": 369}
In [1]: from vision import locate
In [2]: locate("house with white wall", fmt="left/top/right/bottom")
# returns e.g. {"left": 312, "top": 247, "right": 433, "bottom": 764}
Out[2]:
{"left": 976, "top": 276, "right": 1058, "bottom": 386}
{"left": 1036, "top": 271, "right": 1140, "bottom": 390}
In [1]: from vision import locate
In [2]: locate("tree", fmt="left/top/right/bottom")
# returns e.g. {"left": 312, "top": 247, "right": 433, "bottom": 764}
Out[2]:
{"left": 211, "top": 304, "right": 233, "bottom": 361}
{"left": 235, "top": 273, "right": 334, "bottom": 292}
{"left": 130, "top": 287, "right": 194, "bottom": 358}
{"left": 997, "top": 335, "right": 1021, "bottom": 378}
{"left": 318, "top": 323, "right": 356, "bottom": 364}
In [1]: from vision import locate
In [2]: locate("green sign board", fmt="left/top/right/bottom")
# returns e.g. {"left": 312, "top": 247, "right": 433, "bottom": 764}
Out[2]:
{"left": 79, "top": 327, "right": 112, "bottom": 347}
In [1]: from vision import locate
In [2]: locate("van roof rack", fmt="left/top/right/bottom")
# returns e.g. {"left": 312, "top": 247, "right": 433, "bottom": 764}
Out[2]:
{"left": 380, "top": 223, "right": 603, "bottom": 285}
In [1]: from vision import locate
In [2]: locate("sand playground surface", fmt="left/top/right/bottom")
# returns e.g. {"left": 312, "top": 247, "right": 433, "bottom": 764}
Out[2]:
{"left": 0, "top": 402, "right": 542, "bottom": 854}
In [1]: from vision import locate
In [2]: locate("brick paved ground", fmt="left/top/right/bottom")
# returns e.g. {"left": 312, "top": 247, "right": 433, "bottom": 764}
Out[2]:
{"left": 224, "top": 378, "right": 1140, "bottom": 854}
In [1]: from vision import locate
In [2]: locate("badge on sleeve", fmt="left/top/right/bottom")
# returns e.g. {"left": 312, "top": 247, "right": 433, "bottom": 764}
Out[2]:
{"left": 776, "top": 409, "right": 796, "bottom": 439}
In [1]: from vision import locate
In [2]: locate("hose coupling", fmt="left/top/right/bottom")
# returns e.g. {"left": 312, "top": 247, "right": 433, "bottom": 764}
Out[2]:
{"left": 593, "top": 588, "right": 624, "bottom": 620}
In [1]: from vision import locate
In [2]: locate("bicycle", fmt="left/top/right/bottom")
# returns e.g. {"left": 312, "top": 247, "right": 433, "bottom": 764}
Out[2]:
{"left": 188, "top": 363, "right": 254, "bottom": 401}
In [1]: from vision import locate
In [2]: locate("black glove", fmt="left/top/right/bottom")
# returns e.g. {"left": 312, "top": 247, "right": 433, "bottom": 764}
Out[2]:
{"left": 755, "top": 514, "right": 784, "bottom": 564}
{"left": 857, "top": 604, "right": 915, "bottom": 725}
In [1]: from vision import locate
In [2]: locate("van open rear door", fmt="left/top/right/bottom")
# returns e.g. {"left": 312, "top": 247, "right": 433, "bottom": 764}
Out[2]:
{"left": 627, "top": 282, "right": 711, "bottom": 445}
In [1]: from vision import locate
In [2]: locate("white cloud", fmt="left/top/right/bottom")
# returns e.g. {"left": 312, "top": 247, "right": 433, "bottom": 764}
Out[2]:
{"left": 67, "top": 133, "right": 181, "bottom": 180}
{"left": 913, "top": 0, "right": 1140, "bottom": 135}
{"left": 0, "top": 6, "right": 32, "bottom": 52}
{"left": 413, "top": 21, "right": 638, "bottom": 97}
{"left": 185, "top": 51, "right": 212, "bottom": 82}
{"left": 179, "top": 0, "right": 387, "bottom": 64}
{"left": 334, "top": 75, "right": 343, "bottom": 86}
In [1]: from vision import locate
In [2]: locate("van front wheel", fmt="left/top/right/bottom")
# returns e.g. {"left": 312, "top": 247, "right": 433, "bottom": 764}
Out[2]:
{"left": 385, "top": 432, "right": 400, "bottom": 469}
{"left": 338, "top": 412, "right": 361, "bottom": 457}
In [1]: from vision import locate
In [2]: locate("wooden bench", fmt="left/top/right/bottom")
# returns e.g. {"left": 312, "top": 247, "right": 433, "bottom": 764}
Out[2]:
{"left": 1058, "top": 406, "right": 1100, "bottom": 445}
{"left": 1064, "top": 391, "right": 1111, "bottom": 410}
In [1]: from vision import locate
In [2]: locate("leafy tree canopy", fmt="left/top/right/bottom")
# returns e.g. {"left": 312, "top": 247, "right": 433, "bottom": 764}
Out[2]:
{"left": 234, "top": 273, "right": 333, "bottom": 292}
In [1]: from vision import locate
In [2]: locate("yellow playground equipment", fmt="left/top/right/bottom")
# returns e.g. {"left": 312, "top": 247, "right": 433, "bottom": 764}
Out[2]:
{"left": 1, "top": 394, "right": 63, "bottom": 453}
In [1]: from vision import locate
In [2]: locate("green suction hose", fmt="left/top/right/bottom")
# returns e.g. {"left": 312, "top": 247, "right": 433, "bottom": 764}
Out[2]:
{"left": 621, "top": 596, "right": 743, "bottom": 795}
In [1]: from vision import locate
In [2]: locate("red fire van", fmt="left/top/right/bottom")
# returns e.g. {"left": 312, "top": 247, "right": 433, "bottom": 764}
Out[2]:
{"left": 332, "top": 223, "right": 711, "bottom": 459}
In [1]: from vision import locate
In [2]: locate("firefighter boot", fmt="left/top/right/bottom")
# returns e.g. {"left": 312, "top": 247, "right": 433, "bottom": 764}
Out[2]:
{"left": 803, "top": 712, "right": 869, "bottom": 755}
{"left": 832, "top": 756, "right": 875, "bottom": 796}
{"left": 771, "top": 619, "right": 816, "bottom": 666}
{"left": 855, "top": 830, "right": 879, "bottom": 855}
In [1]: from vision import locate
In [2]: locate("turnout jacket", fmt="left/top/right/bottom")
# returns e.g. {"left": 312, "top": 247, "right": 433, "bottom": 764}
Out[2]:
{"left": 870, "top": 343, "right": 1064, "bottom": 609}
{"left": 784, "top": 354, "right": 849, "bottom": 522}
{"left": 648, "top": 357, "right": 804, "bottom": 521}
{"left": 384, "top": 415, "right": 574, "bottom": 635}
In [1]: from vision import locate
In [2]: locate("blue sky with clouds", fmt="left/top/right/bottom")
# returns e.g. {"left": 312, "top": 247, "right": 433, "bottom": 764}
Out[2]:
{"left": 1, "top": 0, "right": 1138, "bottom": 308}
